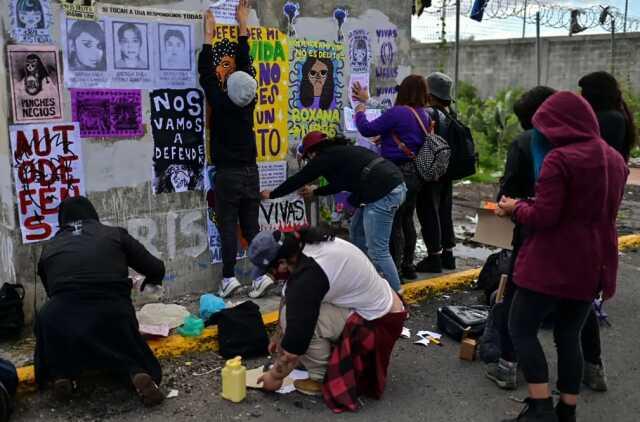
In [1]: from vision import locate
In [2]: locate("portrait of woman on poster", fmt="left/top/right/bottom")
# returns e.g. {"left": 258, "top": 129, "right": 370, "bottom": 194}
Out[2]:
{"left": 67, "top": 20, "right": 106, "bottom": 71}
{"left": 115, "top": 22, "right": 148, "bottom": 70}
{"left": 20, "top": 54, "right": 56, "bottom": 97}
{"left": 351, "top": 38, "right": 368, "bottom": 69}
{"left": 16, "top": 0, "right": 45, "bottom": 30}
{"left": 160, "top": 27, "right": 190, "bottom": 71}
{"left": 300, "top": 57, "right": 336, "bottom": 110}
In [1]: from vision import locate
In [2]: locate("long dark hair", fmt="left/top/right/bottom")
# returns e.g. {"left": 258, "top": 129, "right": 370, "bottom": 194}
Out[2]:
{"left": 16, "top": 0, "right": 44, "bottom": 29}
{"left": 579, "top": 71, "right": 637, "bottom": 160}
{"left": 275, "top": 227, "right": 336, "bottom": 262}
{"left": 395, "top": 75, "right": 428, "bottom": 108}
{"left": 300, "top": 57, "right": 334, "bottom": 110}
{"left": 308, "top": 134, "right": 351, "bottom": 156}
{"left": 513, "top": 86, "right": 557, "bottom": 130}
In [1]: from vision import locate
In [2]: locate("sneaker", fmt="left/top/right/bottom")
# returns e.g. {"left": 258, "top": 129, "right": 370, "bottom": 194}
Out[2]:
{"left": 293, "top": 378, "right": 323, "bottom": 396}
{"left": 131, "top": 373, "right": 164, "bottom": 407}
{"left": 502, "top": 398, "right": 558, "bottom": 422}
{"left": 400, "top": 265, "right": 418, "bottom": 280}
{"left": 218, "top": 277, "right": 241, "bottom": 298}
{"left": 416, "top": 254, "right": 443, "bottom": 273}
{"left": 53, "top": 378, "right": 74, "bottom": 402}
{"left": 442, "top": 250, "right": 456, "bottom": 270}
{"left": 486, "top": 359, "right": 518, "bottom": 390}
{"left": 582, "top": 362, "right": 608, "bottom": 392}
{"left": 248, "top": 274, "right": 275, "bottom": 299}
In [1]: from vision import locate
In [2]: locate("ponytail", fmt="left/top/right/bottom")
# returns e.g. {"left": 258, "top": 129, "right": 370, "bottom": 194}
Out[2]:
{"left": 275, "top": 227, "right": 336, "bottom": 261}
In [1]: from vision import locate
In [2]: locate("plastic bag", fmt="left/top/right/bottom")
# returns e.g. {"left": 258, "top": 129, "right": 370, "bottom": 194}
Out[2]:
{"left": 200, "top": 294, "right": 226, "bottom": 321}
{"left": 177, "top": 315, "right": 205, "bottom": 337}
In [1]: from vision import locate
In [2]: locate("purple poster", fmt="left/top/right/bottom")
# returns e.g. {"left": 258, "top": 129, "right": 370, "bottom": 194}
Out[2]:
{"left": 70, "top": 88, "right": 143, "bottom": 138}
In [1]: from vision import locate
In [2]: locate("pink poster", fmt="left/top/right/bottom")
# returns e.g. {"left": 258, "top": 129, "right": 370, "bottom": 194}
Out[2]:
{"left": 70, "top": 88, "right": 144, "bottom": 138}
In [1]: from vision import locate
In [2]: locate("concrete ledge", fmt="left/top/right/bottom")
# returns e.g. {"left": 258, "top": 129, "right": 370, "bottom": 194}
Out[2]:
{"left": 16, "top": 233, "right": 640, "bottom": 390}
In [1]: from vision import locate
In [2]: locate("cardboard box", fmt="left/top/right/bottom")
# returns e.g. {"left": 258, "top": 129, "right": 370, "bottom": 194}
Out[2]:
{"left": 473, "top": 207, "right": 515, "bottom": 250}
{"left": 459, "top": 338, "right": 478, "bottom": 361}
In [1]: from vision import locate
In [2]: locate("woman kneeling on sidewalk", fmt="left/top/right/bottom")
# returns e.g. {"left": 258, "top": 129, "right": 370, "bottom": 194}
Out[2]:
{"left": 35, "top": 197, "right": 166, "bottom": 406}
{"left": 249, "top": 228, "right": 406, "bottom": 413}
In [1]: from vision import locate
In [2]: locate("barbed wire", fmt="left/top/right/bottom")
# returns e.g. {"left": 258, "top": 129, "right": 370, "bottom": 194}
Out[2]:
{"left": 420, "top": 0, "right": 640, "bottom": 33}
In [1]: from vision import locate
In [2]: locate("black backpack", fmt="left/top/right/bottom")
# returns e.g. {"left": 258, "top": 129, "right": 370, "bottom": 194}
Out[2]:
{"left": 206, "top": 300, "right": 269, "bottom": 359}
{"left": 0, "top": 283, "right": 25, "bottom": 339}
{"left": 476, "top": 250, "right": 512, "bottom": 305}
{"left": 429, "top": 107, "right": 477, "bottom": 180}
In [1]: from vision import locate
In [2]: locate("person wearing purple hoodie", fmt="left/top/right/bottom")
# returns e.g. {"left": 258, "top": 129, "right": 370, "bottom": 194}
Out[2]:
{"left": 353, "top": 75, "right": 430, "bottom": 281}
{"left": 497, "top": 92, "right": 628, "bottom": 422}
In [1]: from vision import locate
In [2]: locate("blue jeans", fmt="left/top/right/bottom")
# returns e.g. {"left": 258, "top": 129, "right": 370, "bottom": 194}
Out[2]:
{"left": 350, "top": 183, "right": 407, "bottom": 292}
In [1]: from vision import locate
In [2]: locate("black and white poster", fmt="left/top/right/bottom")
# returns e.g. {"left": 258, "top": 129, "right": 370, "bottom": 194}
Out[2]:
{"left": 151, "top": 89, "right": 205, "bottom": 194}
{"left": 61, "top": 18, "right": 109, "bottom": 88}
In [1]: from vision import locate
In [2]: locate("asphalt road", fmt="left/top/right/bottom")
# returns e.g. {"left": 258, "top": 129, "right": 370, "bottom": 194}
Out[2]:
{"left": 11, "top": 249, "right": 640, "bottom": 422}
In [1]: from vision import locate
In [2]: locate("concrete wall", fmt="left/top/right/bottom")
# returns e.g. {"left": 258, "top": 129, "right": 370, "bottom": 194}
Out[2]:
{"left": 411, "top": 33, "right": 640, "bottom": 98}
{"left": 0, "top": 0, "right": 412, "bottom": 322}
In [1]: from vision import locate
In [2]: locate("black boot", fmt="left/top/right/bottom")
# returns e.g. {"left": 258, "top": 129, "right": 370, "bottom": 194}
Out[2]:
{"left": 442, "top": 250, "right": 456, "bottom": 270}
{"left": 401, "top": 264, "right": 418, "bottom": 280}
{"left": 502, "top": 398, "right": 558, "bottom": 422}
{"left": 555, "top": 401, "right": 576, "bottom": 422}
{"left": 416, "top": 254, "right": 443, "bottom": 273}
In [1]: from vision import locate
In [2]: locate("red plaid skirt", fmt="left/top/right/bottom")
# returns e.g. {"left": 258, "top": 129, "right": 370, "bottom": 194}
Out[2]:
{"left": 322, "top": 310, "right": 406, "bottom": 413}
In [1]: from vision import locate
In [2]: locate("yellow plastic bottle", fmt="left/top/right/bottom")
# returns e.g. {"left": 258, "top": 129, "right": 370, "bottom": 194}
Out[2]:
{"left": 221, "top": 356, "right": 246, "bottom": 403}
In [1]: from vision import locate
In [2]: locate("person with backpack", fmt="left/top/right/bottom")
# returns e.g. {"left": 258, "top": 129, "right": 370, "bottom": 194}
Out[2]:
{"left": 496, "top": 92, "right": 628, "bottom": 422}
{"left": 260, "top": 132, "right": 406, "bottom": 293}
{"left": 353, "top": 74, "right": 432, "bottom": 280}
{"left": 35, "top": 197, "right": 166, "bottom": 406}
{"left": 416, "top": 72, "right": 461, "bottom": 273}
{"left": 249, "top": 228, "right": 406, "bottom": 412}
{"left": 198, "top": 1, "right": 273, "bottom": 299}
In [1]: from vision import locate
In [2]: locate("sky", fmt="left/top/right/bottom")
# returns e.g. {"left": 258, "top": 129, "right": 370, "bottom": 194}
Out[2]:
{"left": 412, "top": 0, "right": 640, "bottom": 43}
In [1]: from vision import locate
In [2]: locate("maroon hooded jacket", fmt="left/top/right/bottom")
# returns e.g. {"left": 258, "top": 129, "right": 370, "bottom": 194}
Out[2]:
{"left": 512, "top": 91, "right": 628, "bottom": 301}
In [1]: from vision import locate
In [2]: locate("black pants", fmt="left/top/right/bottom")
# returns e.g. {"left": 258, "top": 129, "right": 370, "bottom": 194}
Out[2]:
{"left": 509, "top": 287, "right": 592, "bottom": 395}
{"left": 416, "top": 178, "right": 455, "bottom": 255}
{"left": 215, "top": 167, "right": 260, "bottom": 278}
{"left": 390, "top": 164, "right": 421, "bottom": 269}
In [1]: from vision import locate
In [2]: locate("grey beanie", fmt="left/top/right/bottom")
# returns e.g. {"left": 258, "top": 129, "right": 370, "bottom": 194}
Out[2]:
{"left": 227, "top": 71, "right": 257, "bottom": 107}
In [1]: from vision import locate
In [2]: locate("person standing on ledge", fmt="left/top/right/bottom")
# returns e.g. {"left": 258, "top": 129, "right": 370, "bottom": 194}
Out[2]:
{"left": 198, "top": 0, "right": 272, "bottom": 299}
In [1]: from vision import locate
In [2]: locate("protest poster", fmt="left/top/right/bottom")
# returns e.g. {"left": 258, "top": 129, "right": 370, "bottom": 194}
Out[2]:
{"left": 289, "top": 39, "right": 344, "bottom": 142}
{"left": 62, "top": 1, "right": 97, "bottom": 20}
{"left": 348, "top": 29, "right": 371, "bottom": 75}
{"left": 61, "top": 18, "right": 110, "bottom": 88}
{"left": 7, "top": 45, "right": 62, "bottom": 124}
{"left": 9, "top": 123, "right": 85, "bottom": 244}
{"left": 9, "top": 0, "right": 53, "bottom": 44}
{"left": 259, "top": 193, "right": 308, "bottom": 232}
{"left": 375, "top": 27, "right": 399, "bottom": 81}
{"left": 150, "top": 89, "right": 205, "bottom": 194}
{"left": 204, "top": 166, "right": 247, "bottom": 264}
{"left": 343, "top": 107, "right": 382, "bottom": 132}
{"left": 70, "top": 89, "right": 143, "bottom": 138}
{"left": 210, "top": 0, "right": 240, "bottom": 25}
{"left": 348, "top": 73, "right": 370, "bottom": 109}
{"left": 258, "top": 161, "right": 287, "bottom": 191}
{"left": 211, "top": 25, "right": 290, "bottom": 161}
{"left": 62, "top": 6, "right": 198, "bottom": 89}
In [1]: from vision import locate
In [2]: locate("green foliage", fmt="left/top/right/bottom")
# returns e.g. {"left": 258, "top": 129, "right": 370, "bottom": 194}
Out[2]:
{"left": 455, "top": 82, "right": 524, "bottom": 182}
{"left": 619, "top": 83, "right": 640, "bottom": 158}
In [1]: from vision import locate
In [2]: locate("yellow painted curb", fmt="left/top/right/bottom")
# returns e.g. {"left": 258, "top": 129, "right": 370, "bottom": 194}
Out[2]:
{"left": 16, "top": 233, "right": 640, "bottom": 390}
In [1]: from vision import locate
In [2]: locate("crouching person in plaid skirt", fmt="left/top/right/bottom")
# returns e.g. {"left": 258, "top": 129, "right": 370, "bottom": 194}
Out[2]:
{"left": 248, "top": 228, "right": 407, "bottom": 413}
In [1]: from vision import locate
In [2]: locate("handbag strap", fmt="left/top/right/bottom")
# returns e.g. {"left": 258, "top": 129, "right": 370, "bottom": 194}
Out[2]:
{"left": 391, "top": 132, "right": 416, "bottom": 160}
{"left": 404, "top": 106, "right": 431, "bottom": 137}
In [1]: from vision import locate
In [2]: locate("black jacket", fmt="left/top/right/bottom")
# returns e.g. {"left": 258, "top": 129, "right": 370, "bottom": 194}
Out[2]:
{"left": 198, "top": 38, "right": 257, "bottom": 169}
{"left": 596, "top": 110, "right": 628, "bottom": 162}
{"left": 497, "top": 130, "right": 535, "bottom": 201}
{"left": 38, "top": 220, "right": 165, "bottom": 298}
{"left": 270, "top": 144, "right": 404, "bottom": 206}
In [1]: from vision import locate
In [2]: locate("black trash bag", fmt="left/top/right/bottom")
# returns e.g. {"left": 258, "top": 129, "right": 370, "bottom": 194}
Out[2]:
{"left": 437, "top": 305, "right": 490, "bottom": 341}
{"left": 0, "top": 283, "right": 25, "bottom": 339}
{"left": 476, "top": 250, "right": 512, "bottom": 305}
{"left": 206, "top": 301, "right": 269, "bottom": 359}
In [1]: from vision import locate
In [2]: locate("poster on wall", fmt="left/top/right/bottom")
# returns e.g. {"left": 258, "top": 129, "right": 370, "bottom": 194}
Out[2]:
{"left": 258, "top": 161, "right": 287, "bottom": 190}
{"left": 7, "top": 45, "right": 63, "bottom": 124}
{"left": 62, "top": 1, "right": 97, "bottom": 20}
{"left": 62, "top": 7, "right": 198, "bottom": 89}
{"left": 374, "top": 27, "right": 399, "bottom": 108}
{"left": 70, "top": 89, "right": 144, "bottom": 138}
{"left": 348, "top": 29, "right": 371, "bottom": 75}
{"left": 211, "top": 25, "right": 290, "bottom": 162}
{"left": 259, "top": 193, "right": 308, "bottom": 232}
{"left": 289, "top": 39, "right": 344, "bottom": 142}
{"left": 205, "top": 165, "right": 247, "bottom": 264}
{"left": 210, "top": 0, "right": 240, "bottom": 25}
{"left": 150, "top": 89, "right": 205, "bottom": 194}
{"left": 9, "top": 123, "right": 85, "bottom": 244}
{"left": 61, "top": 18, "right": 110, "bottom": 88}
{"left": 9, "top": 0, "right": 54, "bottom": 44}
